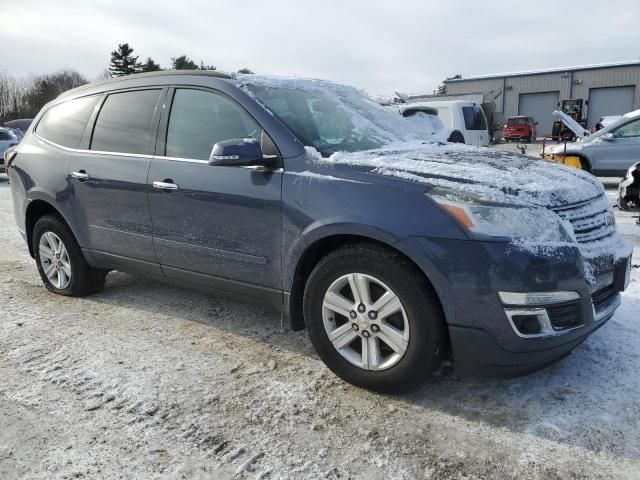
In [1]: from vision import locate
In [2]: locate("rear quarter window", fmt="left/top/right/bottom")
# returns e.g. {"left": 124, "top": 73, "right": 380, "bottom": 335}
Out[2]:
{"left": 35, "top": 95, "right": 100, "bottom": 148}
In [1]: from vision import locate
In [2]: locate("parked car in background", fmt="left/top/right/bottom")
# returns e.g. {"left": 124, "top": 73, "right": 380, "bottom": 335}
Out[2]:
{"left": 399, "top": 105, "right": 460, "bottom": 143}
{"left": 6, "top": 71, "right": 632, "bottom": 392}
{"left": 503, "top": 116, "right": 537, "bottom": 143}
{"left": 406, "top": 100, "right": 489, "bottom": 146}
{"left": 0, "top": 127, "right": 20, "bottom": 173}
{"left": 2, "top": 118, "right": 33, "bottom": 137}
{"left": 543, "top": 109, "right": 640, "bottom": 176}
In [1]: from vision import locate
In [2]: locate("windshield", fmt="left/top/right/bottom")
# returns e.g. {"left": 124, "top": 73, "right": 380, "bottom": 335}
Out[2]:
{"left": 241, "top": 76, "right": 427, "bottom": 156}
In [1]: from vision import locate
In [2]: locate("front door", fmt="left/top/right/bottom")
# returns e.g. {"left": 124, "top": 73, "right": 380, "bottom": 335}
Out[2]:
{"left": 147, "top": 88, "right": 283, "bottom": 295}
{"left": 68, "top": 88, "right": 164, "bottom": 271}
{"left": 593, "top": 118, "right": 640, "bottom": 174}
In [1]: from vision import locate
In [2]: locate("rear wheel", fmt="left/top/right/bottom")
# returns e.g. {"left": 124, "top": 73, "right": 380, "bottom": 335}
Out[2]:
{"left": 33, "top": 214, "right": 107, "bottom": 296}
{"left": 448, "top": 130, "right": 465, "bottom": 144}
{"left": 303, "top": 244, "right": 445, "bottom": 392}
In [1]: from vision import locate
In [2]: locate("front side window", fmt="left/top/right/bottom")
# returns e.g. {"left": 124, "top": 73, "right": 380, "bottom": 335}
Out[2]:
{"left": 36, "top": 95, "right": 100, "bottom": 148}
{"left": 91, "top": 89, "right": 161, "bottom": 154}
{"left": 612, "top": 118, "right": 640, "bottom": 139}
{"left": 165, "top": 89, "right": 261, "bottom": 160}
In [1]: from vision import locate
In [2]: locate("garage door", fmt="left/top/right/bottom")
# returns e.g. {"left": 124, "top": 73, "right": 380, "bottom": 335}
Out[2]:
{"left": 587, "top": 86, "right": 635, "bottom": 128}
{"left": 518, "top": 91, "right": 560, "bottom": 137}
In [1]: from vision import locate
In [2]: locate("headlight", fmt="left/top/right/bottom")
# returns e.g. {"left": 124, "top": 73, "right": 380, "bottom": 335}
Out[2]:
{"left": 426, "top": 189, "right": 573, "bottom": 243}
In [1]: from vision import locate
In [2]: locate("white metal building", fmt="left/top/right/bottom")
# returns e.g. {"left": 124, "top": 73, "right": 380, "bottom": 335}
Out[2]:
{"left": 442, "top": 61, "right": 640, "bottom": 136}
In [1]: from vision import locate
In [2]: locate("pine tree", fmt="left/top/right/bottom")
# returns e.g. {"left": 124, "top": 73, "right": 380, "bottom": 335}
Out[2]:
{"left": 140, "top": 57, "right": 162, "bottom": 72}
{"left": 170, "top": 55, "right": 198, "bottom": 70}
{"left": 109, "top": 43, "right": 142, "bottom": 76}
{"left": 237, "top": 67, "right": 254, "bottom": 74}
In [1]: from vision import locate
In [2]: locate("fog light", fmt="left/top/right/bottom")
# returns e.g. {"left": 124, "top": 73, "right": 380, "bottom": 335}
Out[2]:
{"left": 504, "top": 308, "right": 552, "bottom": 337}
{"left": 510, "top": 314, "right": 542, "bottom": 335}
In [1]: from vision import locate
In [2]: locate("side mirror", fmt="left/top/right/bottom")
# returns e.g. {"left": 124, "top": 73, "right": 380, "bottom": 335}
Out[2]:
{"left": 601, "top": 132, "right": 614, "bottom": 141}
{"left": 208, "top": 138, "right": 277, "bottom": 169}
{"left": 535, "top": 121, "right": 539, "bottom": 125}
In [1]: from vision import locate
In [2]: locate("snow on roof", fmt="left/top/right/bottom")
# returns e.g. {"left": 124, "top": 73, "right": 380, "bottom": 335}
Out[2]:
{"left": 444, "top": 60, "right": 640, "bottom": 82}
{"left": 623, "top": 109, "right": 640, "bottom": 119}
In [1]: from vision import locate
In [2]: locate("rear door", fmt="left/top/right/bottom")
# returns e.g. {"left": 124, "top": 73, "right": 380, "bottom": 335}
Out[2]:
{"left": 68, "top": 88, "right": 165, "bottom": 272}
{"left": 147, "top": 87, "right": 283, "bottom": 296}
{"left": 593, "top": 118, "right": 640, "bottom": 175}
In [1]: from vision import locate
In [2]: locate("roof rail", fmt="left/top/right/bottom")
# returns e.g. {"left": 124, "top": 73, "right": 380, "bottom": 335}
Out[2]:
{"left": 59, "top": 70, "right": 234, "bottom": 98}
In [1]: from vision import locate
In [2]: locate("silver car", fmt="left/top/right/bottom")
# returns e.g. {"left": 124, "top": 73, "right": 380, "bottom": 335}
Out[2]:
{"left": 0, "top": 127, "right": 20, "bottom": 174}
{"left": 545, "top": 110, "right": 640, "bottom": 176}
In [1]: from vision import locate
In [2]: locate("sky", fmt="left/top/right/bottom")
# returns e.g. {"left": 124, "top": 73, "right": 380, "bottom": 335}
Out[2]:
{"left": 2, "top": 0, "right": 639, "bottom": 96}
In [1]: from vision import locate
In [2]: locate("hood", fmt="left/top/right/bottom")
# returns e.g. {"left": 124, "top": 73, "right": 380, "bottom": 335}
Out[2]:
{"left": 322, "top": 143, "right": 604, "bottom": 208}
{"left": 552, "top": 110, "right": 590, "bottom": 139}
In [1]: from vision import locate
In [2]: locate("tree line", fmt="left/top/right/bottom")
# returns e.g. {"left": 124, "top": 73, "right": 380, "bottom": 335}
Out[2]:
{"left": 0, "top": 43, "right": 254, "bottom": 123}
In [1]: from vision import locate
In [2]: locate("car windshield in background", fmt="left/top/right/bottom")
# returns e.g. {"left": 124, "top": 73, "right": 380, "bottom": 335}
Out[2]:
{"left": 243, "top": 77, "right": 426, "bottom": 156}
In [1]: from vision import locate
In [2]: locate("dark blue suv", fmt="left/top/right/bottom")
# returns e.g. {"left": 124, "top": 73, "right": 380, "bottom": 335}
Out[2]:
{"left": 5, "top": 71, "right": 633, "bottom": 392}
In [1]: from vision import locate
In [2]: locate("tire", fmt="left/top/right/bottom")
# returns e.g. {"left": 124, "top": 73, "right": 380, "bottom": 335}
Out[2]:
{"left": 448, "top": 130, "right": 465, "bottom": 144}
{"left": 303, "top": 243, "right": 445, "bottom": 393}
{"left": 32, "top": 214, "right": 107, "bottom": 296}
{"left": 527, "top": 136, "right": 533, "bottom": 143}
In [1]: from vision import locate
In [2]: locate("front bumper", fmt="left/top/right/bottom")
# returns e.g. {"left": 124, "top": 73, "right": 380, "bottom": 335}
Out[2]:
{"left": 396, "top": 236, "right": 632, "bottom": 376}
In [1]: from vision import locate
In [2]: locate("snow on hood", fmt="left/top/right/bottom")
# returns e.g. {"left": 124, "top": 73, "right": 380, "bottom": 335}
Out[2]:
{"left": 322, "top": 142, "right": 604, "bottom": 208}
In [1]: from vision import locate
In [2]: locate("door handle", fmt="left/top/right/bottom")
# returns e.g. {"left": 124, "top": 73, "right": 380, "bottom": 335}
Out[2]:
{"left": 153, "top": 180, "right": 179, "bottom": 191}
{"left": 71, "top": 171, "right": 89, "bottom": 181}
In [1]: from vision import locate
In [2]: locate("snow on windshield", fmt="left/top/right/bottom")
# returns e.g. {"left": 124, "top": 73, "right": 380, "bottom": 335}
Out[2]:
{"left": 239, "top": 75, "right": 433, "bottom": 156}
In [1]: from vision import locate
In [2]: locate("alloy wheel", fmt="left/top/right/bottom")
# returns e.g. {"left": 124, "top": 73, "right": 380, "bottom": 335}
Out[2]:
{"left": 39, "top": 231, "right": 72, "bottom": 289}
{"left": 322, "top": 273, "right": 410, "bottom": 371}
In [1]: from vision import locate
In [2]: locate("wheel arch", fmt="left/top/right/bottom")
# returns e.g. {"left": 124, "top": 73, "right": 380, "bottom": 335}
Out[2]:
{"left": 287, "top": 233, "right": 448, "bottom": 345}
{"left": 25, "top": 199, "right": 73, "bottom": 258}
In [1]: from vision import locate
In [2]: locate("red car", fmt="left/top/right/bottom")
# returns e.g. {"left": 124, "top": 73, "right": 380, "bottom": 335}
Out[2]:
{"left": 503, "top": 116, "right": 537, "bottom": 142}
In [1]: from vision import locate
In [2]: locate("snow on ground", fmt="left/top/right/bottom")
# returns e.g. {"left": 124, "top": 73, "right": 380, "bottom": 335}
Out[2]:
{"left": 0, "top": 178, "right": 639, "bottom": 479}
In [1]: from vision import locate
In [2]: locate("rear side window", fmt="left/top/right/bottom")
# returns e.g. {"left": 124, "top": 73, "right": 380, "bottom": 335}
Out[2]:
{"left": 462, "top": 106, "right": 487, "bottom": 131}
{"left": 165, "top": 89, "right": 261, "bottom": 160}
{"left": 36, "top": 95, "right": 100, "bottom": 148}
{"left": 91, "top": 89, "right": 161, "bottom": 155}
{"left": 612, "top": 118, "right": 640, "bottom": 139}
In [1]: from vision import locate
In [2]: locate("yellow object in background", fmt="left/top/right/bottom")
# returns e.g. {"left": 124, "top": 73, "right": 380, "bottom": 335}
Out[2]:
{"left": 543, "top": 154, "right": 583, "bottom": 170}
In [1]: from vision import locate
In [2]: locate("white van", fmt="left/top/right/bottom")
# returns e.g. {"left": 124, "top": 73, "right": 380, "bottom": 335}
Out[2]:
{"left": 406, "top": 100, "right": 490, "bottom": 146}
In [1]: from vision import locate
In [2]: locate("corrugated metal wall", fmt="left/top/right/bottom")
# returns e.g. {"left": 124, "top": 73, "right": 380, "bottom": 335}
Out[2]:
{"left": 445, "top": 65, "right": 640, "bottom": 123}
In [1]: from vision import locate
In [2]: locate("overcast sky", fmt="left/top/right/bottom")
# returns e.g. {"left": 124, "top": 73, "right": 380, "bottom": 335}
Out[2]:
{"left": 2, "top": 0, "right": 639, "bottom": 95}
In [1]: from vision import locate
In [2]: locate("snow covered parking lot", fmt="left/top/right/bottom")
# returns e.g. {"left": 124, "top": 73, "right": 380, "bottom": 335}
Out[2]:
{"left": 0, "top": 178, "right": 639, "bottom": 480}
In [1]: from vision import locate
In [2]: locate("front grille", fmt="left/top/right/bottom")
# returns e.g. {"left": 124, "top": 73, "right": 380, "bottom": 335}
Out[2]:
{"left": 551, "top": 195, "right": 615, "bottom": 245}
{"left": 591, "top": 284, "right": 617, "bottom": 311}
{"left": 546, "top": 302, "right": 582, "bottom": 331}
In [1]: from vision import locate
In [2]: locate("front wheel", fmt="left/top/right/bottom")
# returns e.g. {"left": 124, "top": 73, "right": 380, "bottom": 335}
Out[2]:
{"left": 33, "top": 214, "right": 107, "bottom": 296}
{"left": 303, "top": 244, "right": 445, "bottom": 392}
